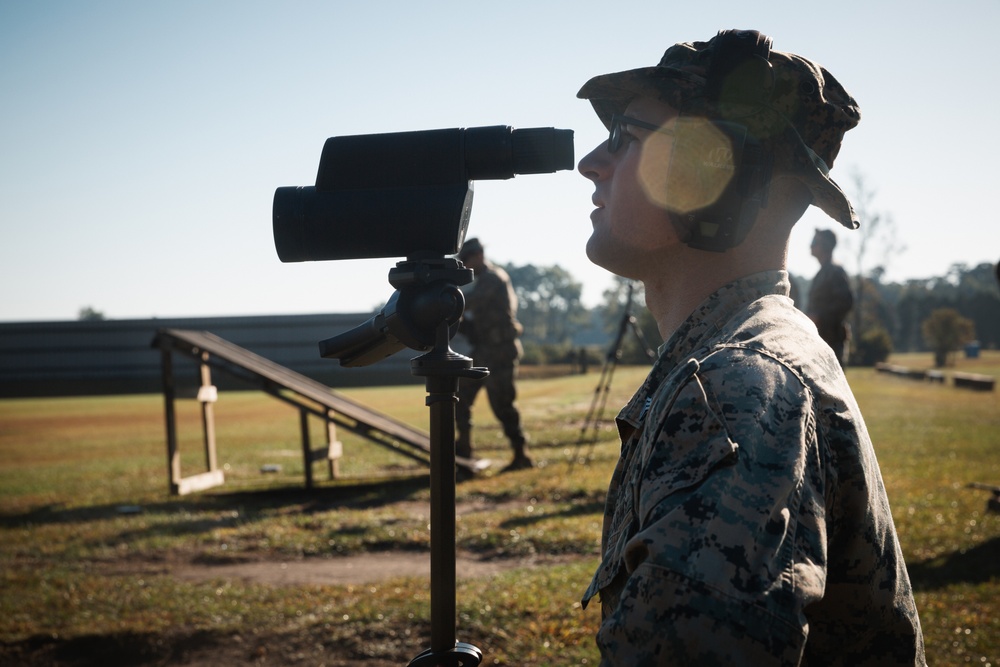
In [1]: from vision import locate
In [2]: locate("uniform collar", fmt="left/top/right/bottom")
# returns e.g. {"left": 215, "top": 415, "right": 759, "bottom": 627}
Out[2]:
{"left": 618, "top": 270, "right": 790, "bottom": 427}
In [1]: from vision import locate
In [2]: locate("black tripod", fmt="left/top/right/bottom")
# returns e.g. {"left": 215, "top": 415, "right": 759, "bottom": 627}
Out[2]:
{"left": 319, "top": 257, "right": 485, "bottom": 666}
{"left": 571, "top": 283, "right": 656, "bottom": 469}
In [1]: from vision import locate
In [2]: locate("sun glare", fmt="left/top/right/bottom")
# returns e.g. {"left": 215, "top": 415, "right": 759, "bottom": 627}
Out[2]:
{"left": 638, "top": 117, "right": 735, "bottom": 214}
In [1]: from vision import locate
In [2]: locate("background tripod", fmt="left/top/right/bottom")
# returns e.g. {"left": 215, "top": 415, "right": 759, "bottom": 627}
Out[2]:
{"left": 571, "top": 282, "right": 656, "bottom": 469}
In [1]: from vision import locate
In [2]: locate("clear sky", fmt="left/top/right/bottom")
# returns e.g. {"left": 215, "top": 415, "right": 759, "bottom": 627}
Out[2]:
{"left": 2, "top": 0, "right": 998, "bottom": 322}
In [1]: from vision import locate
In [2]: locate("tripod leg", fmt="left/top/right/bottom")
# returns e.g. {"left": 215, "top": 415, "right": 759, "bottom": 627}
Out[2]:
{"left": 425, "top": 374, "right": 459, "bottom": 654}
{"left": 409, "top": 373, "right": 484, "bottom": 667}
{"left": 570, "top": 297, "right": 633, "bottom": 469}
{"left": 582, "top": 359, "right": 618, "bottom": 465}
{"left": 570, "top": 360, "right": 609, "bottom": 470}
{"left": 628, "top": 317, "right": 657, "bottom": 363}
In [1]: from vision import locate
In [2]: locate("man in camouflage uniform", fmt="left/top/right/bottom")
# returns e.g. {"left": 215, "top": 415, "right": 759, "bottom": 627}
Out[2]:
{"left": 807, "top": 228, "right": 854, "bottom": 364}
{"left": 455, "top": 238, "right": 533, "bottom": 471}
{"left": 576, "top": 29, "right": 925, "bottom": 664}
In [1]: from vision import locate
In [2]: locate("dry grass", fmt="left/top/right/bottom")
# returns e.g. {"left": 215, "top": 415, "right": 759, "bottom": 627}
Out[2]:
{"left": 1, "top": 354, "right": 998, "bottom": 665}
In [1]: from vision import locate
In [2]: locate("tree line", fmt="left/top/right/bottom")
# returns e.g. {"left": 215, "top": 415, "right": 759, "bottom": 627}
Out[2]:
{"left": 503, "top": 260, "right": 1000, "bottom": 368}
{"left": 819, "top": 261, "right": 1000, "bottom": 366}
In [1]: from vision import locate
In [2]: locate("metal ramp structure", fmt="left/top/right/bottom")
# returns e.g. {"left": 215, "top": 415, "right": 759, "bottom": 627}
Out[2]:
{"left": 152, "top": 328, "right": 476, "bottom": 495}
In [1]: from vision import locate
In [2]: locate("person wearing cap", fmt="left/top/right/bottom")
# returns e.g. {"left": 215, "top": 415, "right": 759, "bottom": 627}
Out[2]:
{"left": 454, "top": 238, "right": 533, "bottom": 471}
{"left": 576, "top": 29, "right": 924, "bottom": 664}
{"left": 808, "top": 228, "right": 854, "bottom": 364}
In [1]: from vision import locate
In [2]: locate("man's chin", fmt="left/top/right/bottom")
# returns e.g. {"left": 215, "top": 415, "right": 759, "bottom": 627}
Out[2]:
{"left": 584, "top": 235, "right": 607, "bottom": 269}
{"left": 586, "top": 236, "right": 638, "bottom": 280}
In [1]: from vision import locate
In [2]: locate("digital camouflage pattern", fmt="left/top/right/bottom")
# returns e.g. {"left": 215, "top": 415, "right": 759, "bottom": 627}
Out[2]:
{"left": 582, "top": 271, "right": 925, "bottom": 666}
{"left": 460, "top": 260, "right": 522, "bottom": 364}
{"left": 456, "top": 260, "right": 526, "bottom": 452}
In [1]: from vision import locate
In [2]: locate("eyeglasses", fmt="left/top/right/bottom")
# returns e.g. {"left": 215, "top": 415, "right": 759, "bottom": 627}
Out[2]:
{"left": 608, "top": 114, "right": 675, "bottom": 153}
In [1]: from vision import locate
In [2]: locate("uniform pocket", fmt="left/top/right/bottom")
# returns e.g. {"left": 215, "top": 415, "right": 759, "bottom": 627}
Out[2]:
{"left": 638, "top": 372, "right": 740, "bottom": 526}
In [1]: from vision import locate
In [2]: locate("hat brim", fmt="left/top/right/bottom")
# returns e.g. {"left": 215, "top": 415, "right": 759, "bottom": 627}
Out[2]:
{"left": 577, "top": 66, "right": 703, "bottom": 129}
{"left": 778, "top": 126, "right": 859, "bottom": 229}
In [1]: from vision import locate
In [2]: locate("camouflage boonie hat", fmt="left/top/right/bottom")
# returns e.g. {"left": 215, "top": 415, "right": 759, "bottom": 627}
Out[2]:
{"left": 578, "top": 29, "right": 862, "bottom": 229}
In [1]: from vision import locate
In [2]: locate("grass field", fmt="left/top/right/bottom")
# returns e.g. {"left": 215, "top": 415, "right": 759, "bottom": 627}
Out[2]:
{"left": 1, "top": 351, "right": 998, "bottom": 665}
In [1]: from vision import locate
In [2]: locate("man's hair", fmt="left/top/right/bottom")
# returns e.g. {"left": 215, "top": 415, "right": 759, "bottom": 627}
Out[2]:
{"left": 814, "top": 229, "right": 837, "bottom": 250}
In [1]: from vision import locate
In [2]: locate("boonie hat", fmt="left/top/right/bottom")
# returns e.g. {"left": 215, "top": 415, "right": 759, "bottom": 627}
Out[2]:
{"left": 578, "top": 29, "right": 862, "bottom": 229}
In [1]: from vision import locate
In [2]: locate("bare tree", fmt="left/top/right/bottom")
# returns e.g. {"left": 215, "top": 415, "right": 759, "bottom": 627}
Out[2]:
{"left": 843, "top": 169, "right": 904, "bottom": 350}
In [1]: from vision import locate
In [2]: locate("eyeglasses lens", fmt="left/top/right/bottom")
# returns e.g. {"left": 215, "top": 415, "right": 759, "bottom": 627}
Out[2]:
{"left": 608, "top": 117, "right": 622, "bottom": 153}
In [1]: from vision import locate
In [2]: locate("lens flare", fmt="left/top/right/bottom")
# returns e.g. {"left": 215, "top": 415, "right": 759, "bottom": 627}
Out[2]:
{"left": 638, "top": 117, "right": 735, "bottom": 214}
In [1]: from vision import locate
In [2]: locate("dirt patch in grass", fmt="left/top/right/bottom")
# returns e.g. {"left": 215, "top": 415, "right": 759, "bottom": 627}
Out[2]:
{"left": 152, "top": 496, "right": 581, "bottom": 586}
{"left": 4, "top": 550, "right": 588, "bottom": 666}
{"left": 174, "top": 549, "right": 580, "bottom": 586}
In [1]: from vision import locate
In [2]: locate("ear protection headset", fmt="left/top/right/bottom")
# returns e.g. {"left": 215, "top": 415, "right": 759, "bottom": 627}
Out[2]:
{"left": 677, "top": 29, "right": 774, "bottom": 252}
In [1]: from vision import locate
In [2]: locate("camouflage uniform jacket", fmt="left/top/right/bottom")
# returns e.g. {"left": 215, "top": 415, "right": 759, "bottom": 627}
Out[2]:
{"left": 462, "top": 260, "right": 522, "bottom": 365}
{"left": 583, "top": 271, "right": 924, "bottom": 666}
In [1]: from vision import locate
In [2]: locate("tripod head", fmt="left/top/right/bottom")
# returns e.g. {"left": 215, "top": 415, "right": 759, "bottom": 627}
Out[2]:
{"left": 318, "top": 256, "right": 473, "bottom": 367}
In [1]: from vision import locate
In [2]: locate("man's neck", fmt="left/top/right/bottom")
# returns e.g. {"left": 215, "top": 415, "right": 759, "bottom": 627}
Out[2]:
{"left": 643, "top": 272, "right": 713, "bottom": 343}
{"left": 814, "top": 249, "right": 833, "bottom": 268}
{"left": 642, "top": 242, "right": 788, "bottom": 341}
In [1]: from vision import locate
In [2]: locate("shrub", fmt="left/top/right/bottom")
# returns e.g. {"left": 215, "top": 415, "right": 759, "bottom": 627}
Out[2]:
{"left": 852, "top": 327, "right": 893, "bottom": 366}
{"left": 921, "top": 308, "right": 976, "bottom": 367}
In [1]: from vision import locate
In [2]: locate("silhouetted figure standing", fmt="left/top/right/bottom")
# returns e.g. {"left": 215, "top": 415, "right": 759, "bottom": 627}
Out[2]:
{"left": 454, "top": 238, "right": 533, "bottom": 471}
{"left": 807, "top": 229, "right": 853, "bottom": 365}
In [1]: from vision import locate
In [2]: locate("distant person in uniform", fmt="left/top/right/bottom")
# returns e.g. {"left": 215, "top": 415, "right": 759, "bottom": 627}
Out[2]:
{"left": 807, "top": 228, "right": 853, "bottom": 364}
{"left": 788, "top": 273, "right": 801, "bottom": 306}
{"left": 576, "top": 28, "right": 923, "bottom": 664}
{"left": 455, "top": 238, "right": 533, "bottom": 471}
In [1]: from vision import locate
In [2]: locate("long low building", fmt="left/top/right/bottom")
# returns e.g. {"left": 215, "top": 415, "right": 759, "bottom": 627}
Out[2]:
{"left": 0, "top": 313, "right": 428, "bottom": 397}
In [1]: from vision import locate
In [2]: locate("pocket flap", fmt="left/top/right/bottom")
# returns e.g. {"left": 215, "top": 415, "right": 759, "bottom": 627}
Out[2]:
{"left": 639, "top": 372, "right": 740, "bottom": 524}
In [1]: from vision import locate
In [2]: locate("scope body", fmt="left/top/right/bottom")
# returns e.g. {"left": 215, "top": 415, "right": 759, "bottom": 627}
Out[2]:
{"left": 273, "top": 125, "right": 574, "bottom": 262}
